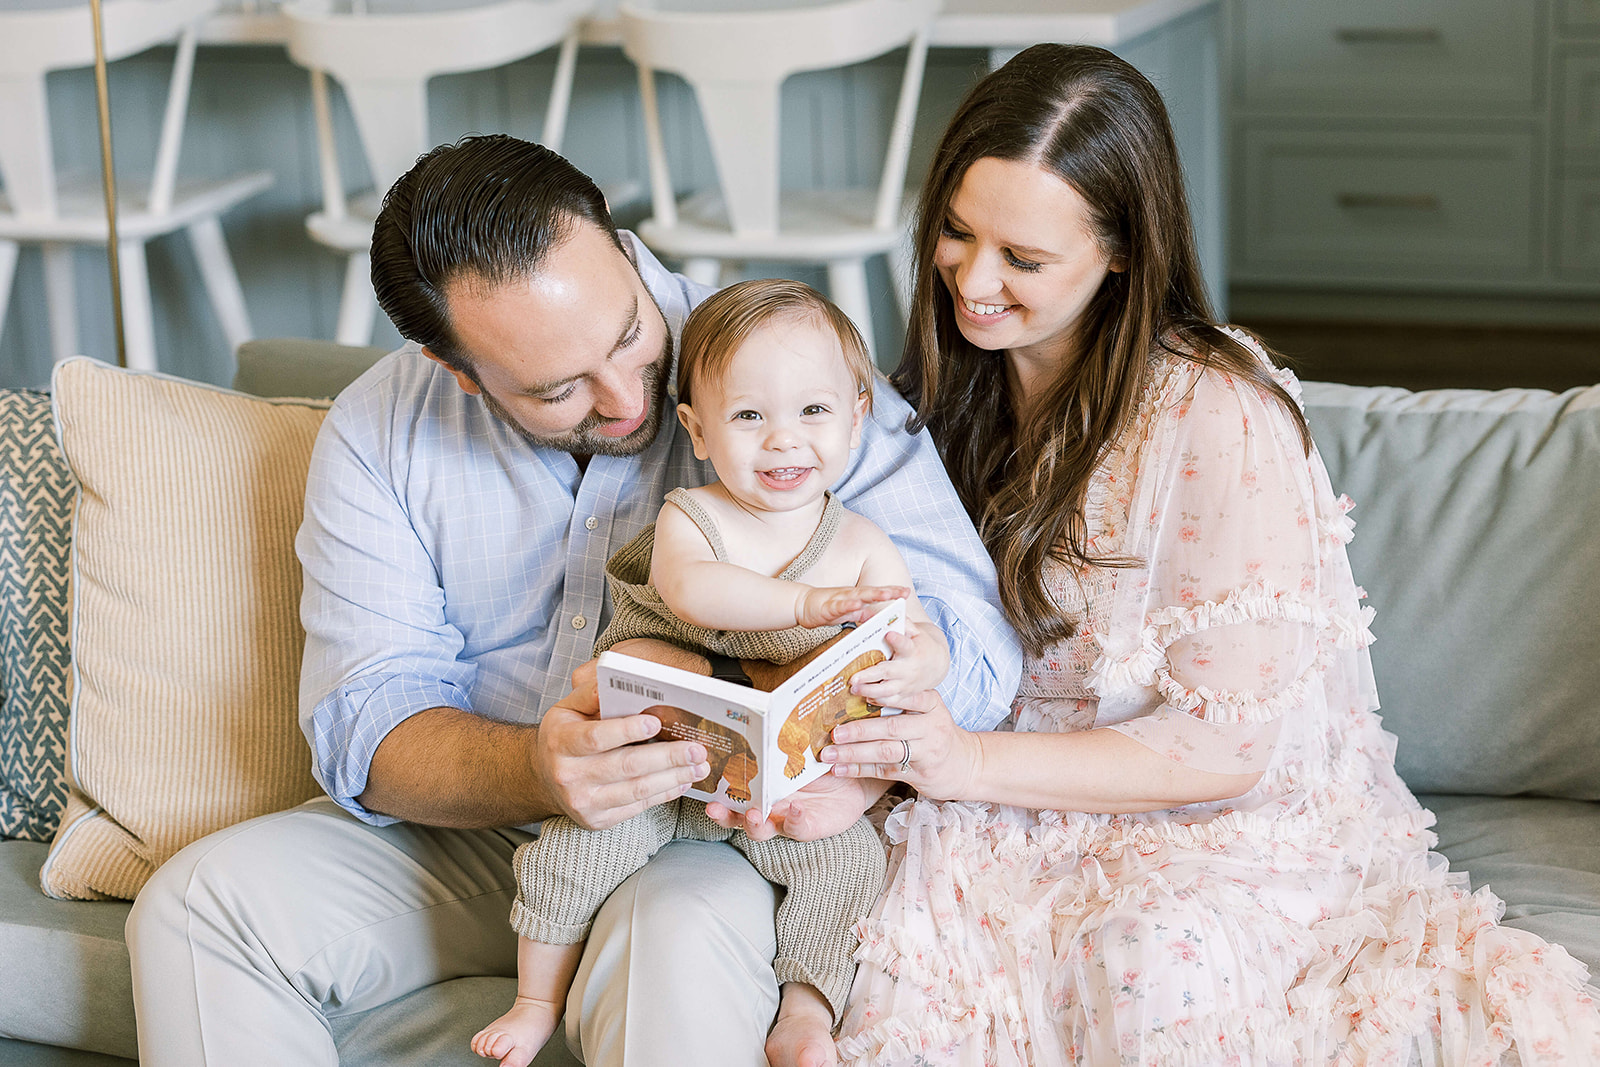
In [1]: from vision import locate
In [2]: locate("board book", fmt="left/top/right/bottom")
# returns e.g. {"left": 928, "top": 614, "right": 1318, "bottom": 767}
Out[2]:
{"left": 596, "top": 599, "right": 906, "bottom": 813}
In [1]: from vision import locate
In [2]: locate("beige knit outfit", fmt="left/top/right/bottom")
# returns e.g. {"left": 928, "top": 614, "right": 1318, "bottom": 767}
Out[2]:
{"left": 600, "top": 488, "right": 847, "bottom": 662}
{"left": 511, "top": 487, "right": 887, "bottom": 1021}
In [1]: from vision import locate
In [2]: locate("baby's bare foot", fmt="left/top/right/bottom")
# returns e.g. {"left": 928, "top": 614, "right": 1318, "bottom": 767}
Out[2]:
{"left": 471, "top": 997, "right": 561, "bottom": 1067}
{"left": 765, "top": 983, "right": 837, "bottom": 1067}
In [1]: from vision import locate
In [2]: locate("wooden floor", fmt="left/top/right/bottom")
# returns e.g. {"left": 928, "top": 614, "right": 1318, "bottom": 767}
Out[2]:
{"left": 1235, "top": 319, "right": 1600, "bottom": 392}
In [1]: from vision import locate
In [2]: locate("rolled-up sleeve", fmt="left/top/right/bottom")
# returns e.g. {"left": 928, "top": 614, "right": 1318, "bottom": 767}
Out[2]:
{"left": 296, "top": 384, "right": 477, "bottom": 824}
{"left": 839, "top": 387, "right": 1022, "bottom": 731}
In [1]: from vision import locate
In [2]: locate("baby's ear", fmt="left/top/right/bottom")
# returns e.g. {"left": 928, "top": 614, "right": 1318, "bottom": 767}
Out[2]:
{"left": 849, "top": 390, "right": 868, "bottom": 449}
{"left": 677, "top": 403, "right": 711, "bottom": 461}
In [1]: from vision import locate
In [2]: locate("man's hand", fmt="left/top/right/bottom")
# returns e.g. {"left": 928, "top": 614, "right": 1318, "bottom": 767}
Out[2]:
{"left": 533, "top": 682, "right": 712, "bottom": 831}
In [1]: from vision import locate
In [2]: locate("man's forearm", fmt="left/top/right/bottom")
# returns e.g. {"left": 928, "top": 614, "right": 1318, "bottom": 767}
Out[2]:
{"left": 357, "top": 707, "right": 558, "bottom": 828}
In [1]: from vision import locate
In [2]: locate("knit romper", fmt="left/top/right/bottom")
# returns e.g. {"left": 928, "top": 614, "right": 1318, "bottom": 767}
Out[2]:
{"left": 509, "top": 488, "right": 889, "bottom": 1021}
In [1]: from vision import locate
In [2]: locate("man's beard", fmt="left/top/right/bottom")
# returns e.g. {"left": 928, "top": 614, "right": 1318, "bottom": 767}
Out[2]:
{"left": 480, "top": 336, "right": 671, "bottom": 458}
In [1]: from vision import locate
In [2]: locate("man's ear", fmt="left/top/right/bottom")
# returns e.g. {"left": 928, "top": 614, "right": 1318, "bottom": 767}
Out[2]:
{"left": 849, "top": 390, "right": 868, "bottom": 449}
{"left": 677, "top": 402, "right": 710, "bottom": 461}
{"left": 422, "top": 347, "right": 481, "bottom": 396}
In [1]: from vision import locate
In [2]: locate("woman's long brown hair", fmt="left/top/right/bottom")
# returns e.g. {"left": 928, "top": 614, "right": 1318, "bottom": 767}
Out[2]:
{"left": 896, "top": 44, "right": 1310, "bottom": 657}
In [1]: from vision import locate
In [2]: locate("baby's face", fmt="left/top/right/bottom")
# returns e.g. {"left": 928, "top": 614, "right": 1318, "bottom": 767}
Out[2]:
{"left": 678, "top": 316, "right": 866, "bottom": 516}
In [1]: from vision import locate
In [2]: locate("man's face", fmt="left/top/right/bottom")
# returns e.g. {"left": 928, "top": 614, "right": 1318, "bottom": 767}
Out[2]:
{"left": 428, "top": 223, "right": 673, "bottom": 457}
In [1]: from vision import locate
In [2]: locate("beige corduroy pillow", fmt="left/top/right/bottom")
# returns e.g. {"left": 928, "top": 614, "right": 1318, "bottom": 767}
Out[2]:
{"left": 41, "top": 358, "right": 329, "bottom": 900}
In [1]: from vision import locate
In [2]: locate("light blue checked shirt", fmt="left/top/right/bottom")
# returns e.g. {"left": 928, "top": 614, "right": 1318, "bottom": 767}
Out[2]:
{"left": 297, "top": 235, "right": 1023, "bottom": 825}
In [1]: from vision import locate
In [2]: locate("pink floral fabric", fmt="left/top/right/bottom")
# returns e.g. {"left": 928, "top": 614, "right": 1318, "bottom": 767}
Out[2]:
{"left": 837, "top": 340, "right": 1600, "bottom": 1066}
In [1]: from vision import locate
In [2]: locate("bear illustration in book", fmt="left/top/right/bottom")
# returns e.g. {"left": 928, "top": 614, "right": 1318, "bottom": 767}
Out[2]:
{"left": 645, "top": 704, "right": 758, "bottom": 803}
{"left": 777, "top": 649, "right": 887, "bottom": 778}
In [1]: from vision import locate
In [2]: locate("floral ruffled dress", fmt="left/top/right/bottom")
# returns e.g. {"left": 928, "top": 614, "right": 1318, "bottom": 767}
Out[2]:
{"left": 836, "top": 338, "right": 1600, "bottom": 1066}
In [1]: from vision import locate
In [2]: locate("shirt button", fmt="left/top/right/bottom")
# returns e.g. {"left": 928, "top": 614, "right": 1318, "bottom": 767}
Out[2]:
{"left": 585, "top": 516, "right": 598, "bottom": 530}
{"left": 572, "top": 615, "right": 587, "bottom": 630}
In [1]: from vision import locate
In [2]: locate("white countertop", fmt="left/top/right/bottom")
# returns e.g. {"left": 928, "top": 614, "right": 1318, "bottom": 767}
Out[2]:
{"left": 202, "top": 0, "right": 1217, "bottom": 48}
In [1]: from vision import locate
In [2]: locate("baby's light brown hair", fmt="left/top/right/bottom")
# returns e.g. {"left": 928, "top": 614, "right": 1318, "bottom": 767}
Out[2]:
{"left": 676, "top": 279, "right": 875, "bottom": 411}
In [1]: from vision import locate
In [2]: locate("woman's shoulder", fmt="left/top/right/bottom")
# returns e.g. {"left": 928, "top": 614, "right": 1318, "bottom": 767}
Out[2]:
{"left": 1146, "top": 327, "right": 1303, "bottom": 420}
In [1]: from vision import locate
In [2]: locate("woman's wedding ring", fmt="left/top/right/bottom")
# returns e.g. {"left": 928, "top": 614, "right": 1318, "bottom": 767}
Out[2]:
{"left": 896, "top": 739, "right": 912, "bottom": 771}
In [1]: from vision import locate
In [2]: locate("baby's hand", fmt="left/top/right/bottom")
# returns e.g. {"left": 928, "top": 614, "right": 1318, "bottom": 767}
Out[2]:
{"left": 795, "top": 584, "right": 910, "bottom": 629}
{"left": 849, "top": 626, "right": 950, "bottom": 709}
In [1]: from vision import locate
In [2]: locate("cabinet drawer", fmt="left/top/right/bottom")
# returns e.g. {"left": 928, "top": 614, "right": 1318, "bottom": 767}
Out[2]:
{"left": 1237, "top": 127, "right": 1538, "bottom": 285}
{"left": 1556, "top": 178, "right": 1600, "bottom": 277}
{"left": 1236, "top": 0, "right": 1539, "bottom": 113}
{"left": 1558, "top": 50, "right": 1600, "bottom": 167}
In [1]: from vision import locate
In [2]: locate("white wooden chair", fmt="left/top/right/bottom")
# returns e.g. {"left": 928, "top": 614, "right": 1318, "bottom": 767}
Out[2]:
{"left": 618, "top": 0, "right": 938, "bottom": 359}
{"left": 0, "top": 0, "right": 273, "bottom": 372}
{"left": 282, "top": 0, "right": 593, "bottom": 346}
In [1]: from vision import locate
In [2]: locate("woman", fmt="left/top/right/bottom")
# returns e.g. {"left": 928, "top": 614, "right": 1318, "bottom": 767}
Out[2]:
{"left": 822, "top": 44, "right": 1600, "bottom": 1065}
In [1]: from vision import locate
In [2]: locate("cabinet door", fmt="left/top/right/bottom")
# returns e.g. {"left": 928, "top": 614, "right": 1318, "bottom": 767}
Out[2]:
{"left": 1236, "top": 0, "right": 1539, "bottom": 113}
{"left": 1558, "top": 50, "right": 1600, "bottom": 167}
{"left": 1236, "top": 126, "right": 1538, "bottom": 285}
{"left": 1556, "top": 178, "right": 1600, "bottom": 277}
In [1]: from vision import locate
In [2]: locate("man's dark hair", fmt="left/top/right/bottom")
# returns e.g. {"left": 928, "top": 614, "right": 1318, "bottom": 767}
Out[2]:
{"left": 370, "top": 134, "right": 624, "bottom": 374}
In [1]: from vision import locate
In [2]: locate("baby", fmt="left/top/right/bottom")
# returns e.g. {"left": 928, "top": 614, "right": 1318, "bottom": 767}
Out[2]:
{"left": 472, "top": 279, "right": 950, "bottom": 1067}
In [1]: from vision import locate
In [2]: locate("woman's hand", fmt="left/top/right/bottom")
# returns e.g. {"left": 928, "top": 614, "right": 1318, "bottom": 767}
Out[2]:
{"left": 848, "top": 627, "right": 950, "bottom": 709}
{"left": 822, "top": 688, "right": 982, "bottom": 802}
{"left": 704, "top": 774, "right": 883, "bottom": 842}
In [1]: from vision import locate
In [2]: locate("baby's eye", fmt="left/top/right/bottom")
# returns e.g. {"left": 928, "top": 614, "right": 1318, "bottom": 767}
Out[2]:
{"left": 802, "top": 404, "right": 830, "bottom": 416}
{"left": 733, "top": 410, "right": 761, "bottom": 422}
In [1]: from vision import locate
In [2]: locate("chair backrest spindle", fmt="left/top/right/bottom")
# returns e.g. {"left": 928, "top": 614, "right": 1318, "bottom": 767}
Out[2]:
{"left": 620, "top": 0, "right": 938, "bottom": 238}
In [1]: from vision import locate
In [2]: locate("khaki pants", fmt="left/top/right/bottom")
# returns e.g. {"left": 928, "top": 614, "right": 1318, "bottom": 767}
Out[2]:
{"left": 126, "top": 797, "right": 781, "bottom": 1066}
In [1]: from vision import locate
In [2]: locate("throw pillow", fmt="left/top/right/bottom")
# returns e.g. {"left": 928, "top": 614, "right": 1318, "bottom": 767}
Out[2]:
{"left": 41, "top": 359, "right": 330, "bottom": 900}
{"left": 0, "top": 390, "right": 76, "bottom": 841}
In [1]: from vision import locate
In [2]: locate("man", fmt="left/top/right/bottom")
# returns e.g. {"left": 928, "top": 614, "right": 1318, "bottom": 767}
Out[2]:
{"left": 126, "top": 135, "right": 1021, "bottom": 1067}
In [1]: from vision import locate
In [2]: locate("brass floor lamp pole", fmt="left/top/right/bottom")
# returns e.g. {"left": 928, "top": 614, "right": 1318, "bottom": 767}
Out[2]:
{"left": 89, "top": 0, "right": 128, "bottom": 368}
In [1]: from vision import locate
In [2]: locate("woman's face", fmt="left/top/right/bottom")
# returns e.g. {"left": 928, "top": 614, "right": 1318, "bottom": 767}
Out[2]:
{"left": 933, "top": 156, "right": 1119, "bottom": 379}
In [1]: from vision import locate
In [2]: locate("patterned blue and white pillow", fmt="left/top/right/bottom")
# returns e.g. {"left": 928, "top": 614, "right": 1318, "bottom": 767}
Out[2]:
{"left": 0, "top": 389, "right": 76, "bottom": 841}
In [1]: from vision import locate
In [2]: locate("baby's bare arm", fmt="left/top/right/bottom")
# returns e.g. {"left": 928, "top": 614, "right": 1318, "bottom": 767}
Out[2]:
{"left": 650, "top": 501, "right": 905, "bottom": 632}
{"left": 848, "top": 518, "right": 951, "bottom": 699}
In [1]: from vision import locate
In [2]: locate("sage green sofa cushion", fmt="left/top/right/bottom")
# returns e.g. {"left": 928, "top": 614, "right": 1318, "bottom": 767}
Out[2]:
{"left": 1303, "top": 382, "right": 1600, "bottom": 799}
{"left": 0, "top": 840, "right": 134, "bottom": 1057}
{"left": 0, "top": 838, "right": 579, "bottom": 1066}
{"left": 1422, "top": 793, "right": 1600, "bottom": 973}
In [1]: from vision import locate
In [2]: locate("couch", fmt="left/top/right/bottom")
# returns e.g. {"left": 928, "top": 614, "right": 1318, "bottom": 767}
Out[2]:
{"left": 1, "top": 344, "right": 1596, "bottom": 1064}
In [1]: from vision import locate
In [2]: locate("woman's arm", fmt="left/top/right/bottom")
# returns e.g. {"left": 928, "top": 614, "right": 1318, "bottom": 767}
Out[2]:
{"left": 823, "top": 689, "right": 1262, "bottom": 812}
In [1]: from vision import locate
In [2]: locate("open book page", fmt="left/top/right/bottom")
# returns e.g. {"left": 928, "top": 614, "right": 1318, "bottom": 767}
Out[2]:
{"left": 596, "top": 599, "right": 906, "bottom": 812}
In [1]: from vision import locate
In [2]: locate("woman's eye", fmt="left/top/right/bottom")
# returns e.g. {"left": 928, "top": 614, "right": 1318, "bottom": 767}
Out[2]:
{"left": 1005, "top": 250, "right": 1042, "bottom": 273}
{"left": 939, "top": 221, "right": 969, "bottom": 240}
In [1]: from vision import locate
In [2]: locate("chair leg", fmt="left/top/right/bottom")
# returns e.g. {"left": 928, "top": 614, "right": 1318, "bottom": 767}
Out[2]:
{"left": 186, "top": 215, "right": 253, "bottom": 353}
{"left": 42, "top": 243, "right": 79, "bottom": 363}
{"left": 683, "top": 258, "right": 722, "bottom": 289}
{"left": 826, "top": 258, "right": 876, "bottom": 366}
{"left": 335, "top": 251, "right": 377, "bottom": 347}
{"left": 118, "top": 239, "right": 158, "bottom": 373}
{"left": 0, "top": 240, "right": 21, "bottom": 351}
